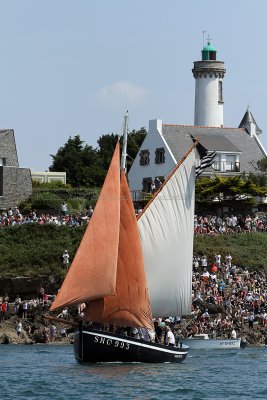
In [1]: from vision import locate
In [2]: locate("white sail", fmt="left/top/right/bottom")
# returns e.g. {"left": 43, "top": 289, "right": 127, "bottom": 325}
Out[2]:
{"left": 138, "top": 150, "right": 195, "bottom": 317}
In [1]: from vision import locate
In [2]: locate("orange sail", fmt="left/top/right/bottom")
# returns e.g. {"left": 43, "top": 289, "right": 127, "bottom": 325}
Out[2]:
{"left": 83, "top": 171, "right": 153, "bottom": 330}
{"left": 50, "top": 143, "right": 121, "bottom": 310}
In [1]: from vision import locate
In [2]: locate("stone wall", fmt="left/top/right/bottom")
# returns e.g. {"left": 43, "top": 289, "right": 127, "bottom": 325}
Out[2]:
{"left": 0, "top": 129, "right": 19, "bottom": 167}
{"left": 0, "top": 166, "right": 32, "bottom": 209}
{"left": 0, "top": 129, "right": 32, "bottom": 210}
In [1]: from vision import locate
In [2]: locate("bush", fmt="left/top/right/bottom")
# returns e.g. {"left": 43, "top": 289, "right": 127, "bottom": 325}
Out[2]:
{"left": 194, "top": 233, "right": 267, "bottom": 269}
{"left": 0, "top": 224, "right": 266, "bottom": 279}
{"left": 0, "top": 224, "right": 86, "bottom": 278}
{"left": 19, "top": 188, "right": 100, "bottom": 214}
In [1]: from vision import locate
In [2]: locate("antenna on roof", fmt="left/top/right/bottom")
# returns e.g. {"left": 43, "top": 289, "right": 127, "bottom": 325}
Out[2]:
{"left": 202, "top": 30, "right": 207, "bottom": 48}
{"left": 206, "top": 34, "right": 212, "bottom": 45}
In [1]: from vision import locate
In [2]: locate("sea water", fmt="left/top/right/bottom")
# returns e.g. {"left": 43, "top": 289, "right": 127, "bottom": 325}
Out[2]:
{"left": 0, "top": 345, "right": 266, "bottom": 400}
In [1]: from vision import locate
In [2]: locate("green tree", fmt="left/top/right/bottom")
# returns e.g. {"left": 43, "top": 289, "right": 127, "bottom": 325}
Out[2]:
{"left": 49, "top": 135, "right": 105, "bottom": 187}
{"left": 97, "top": 133, "right": 119, "bottom": 170}
{"left": 196, "top": 175, "right": 267, "bottom": 202}
{"left": 126, "top": 127, "right": 147, "bottom": 170}
{"left": 97, "top": 128, "right": 146, "bottom": 171}
{"left": 256, "top": 156, "right": 267, "bottom": 172}
{"left": 49, "top": 128, "right": 147, "bottom": 188}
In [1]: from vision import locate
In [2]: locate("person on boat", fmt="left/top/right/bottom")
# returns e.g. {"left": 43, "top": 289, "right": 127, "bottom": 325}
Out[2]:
{"left": 77, "top": 302, "right": 87, "bottom": 319}
{"left": 165, "top": 326, "right": 175, "bottom": 346}
{"left": 131, "top": 327, "right": 153, "bottom": 342}
{"left": 153, "top": 320, "right": 163, "bottom": 343}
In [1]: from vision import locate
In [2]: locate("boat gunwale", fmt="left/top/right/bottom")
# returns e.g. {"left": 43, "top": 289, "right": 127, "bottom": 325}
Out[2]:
{"left": 77, "top": 327, "right": 188, "bottom": 355}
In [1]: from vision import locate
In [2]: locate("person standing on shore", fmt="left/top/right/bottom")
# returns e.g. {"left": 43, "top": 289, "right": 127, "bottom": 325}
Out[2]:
{"left": 15, "top": 320, "right": 22, "bottom": 342}
{"left": 248, "top": 312, "right": 255, "bottom": 330}
{"left": 50, "top": 324, "right": 57, "bottom": 342}
{"left": 14, "top": 295, "right": 21, "bottom": 315}
{"left": 38, "top": 285, "right": 45, "bottom": 302}
{"left": 60, "top": 201, "right": 68, "bottom": 216}
{"left": 62, "top": 250, "right": 70, "bottom": 269}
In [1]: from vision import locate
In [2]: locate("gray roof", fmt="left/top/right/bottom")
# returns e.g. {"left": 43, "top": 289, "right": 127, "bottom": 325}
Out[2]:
{"left": 162, "top": 125, "right": 266, "bottom": 174}
{"left": 239, "top": 109, "right": 262, "bottom": 135}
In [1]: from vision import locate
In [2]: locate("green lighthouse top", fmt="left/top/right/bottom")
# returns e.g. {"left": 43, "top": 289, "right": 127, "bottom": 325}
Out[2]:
{"left": 202, "top": 41, "right": 217, "bottom": 61}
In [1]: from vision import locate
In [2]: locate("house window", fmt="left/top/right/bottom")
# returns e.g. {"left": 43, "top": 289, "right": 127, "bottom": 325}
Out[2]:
{"left": 218, "top": 81, "right": 223, "bottom": 103}
{"left": 142, "top": 177, "right": 153, "bottom": 193}
{"left": 0, "top": 158, "right": 6, "bottom": 166}
{"left": 139, "top": 150, "right": 150, "bottom": 166}
{"left": 226, "top": 155, "right": 239, "bottom": 171}
{"left": 155, "top": 148, "right": 165, "bottom": 164}
{"left": 154, "top": 176, "right": 164, "bottom": 189}
{"left": 213, "top": 155, "right": 221, "bottom": 171}
{"left": 0, "top": 167, "right": 3, "bottom": 196}
{"left": 209, "top": 50, "right": 216, "bottom": 60}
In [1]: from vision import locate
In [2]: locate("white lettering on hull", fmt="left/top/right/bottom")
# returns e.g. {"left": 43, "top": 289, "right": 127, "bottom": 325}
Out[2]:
{"left": 84, "top": 331, "right": 187, "bottom": 355}
{"left": 219, "top": 341, "right": 237, "bottom": 346}
{"left": 94, "top": 335, "right": 130, "bottom": 350}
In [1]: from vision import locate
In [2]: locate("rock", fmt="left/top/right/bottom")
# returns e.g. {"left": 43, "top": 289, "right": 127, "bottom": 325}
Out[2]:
{"left": 1, "top": 334, "right": 11, "bottom": 344}
{"left": 0, "top": 275, "right": 62, "bottom": 299}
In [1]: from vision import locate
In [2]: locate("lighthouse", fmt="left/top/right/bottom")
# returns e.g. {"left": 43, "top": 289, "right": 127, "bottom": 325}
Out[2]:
{"left": 192, "top": 41, "right": 226, "bottom": 127}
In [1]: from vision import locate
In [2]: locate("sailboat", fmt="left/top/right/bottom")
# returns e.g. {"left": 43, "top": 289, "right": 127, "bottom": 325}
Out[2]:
{"left": 50, "top": 123, "right": 196, "bottom": 363}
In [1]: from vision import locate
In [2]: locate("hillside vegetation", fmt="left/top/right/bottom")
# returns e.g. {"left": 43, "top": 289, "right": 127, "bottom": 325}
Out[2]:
{"left": 0, "top": 225, "right": 266, "bottom": 278}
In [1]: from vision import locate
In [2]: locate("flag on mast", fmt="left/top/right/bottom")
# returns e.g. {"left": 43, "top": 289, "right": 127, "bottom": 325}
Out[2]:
{"left": 189, "top": 133, "right": 217, "bottom": 177}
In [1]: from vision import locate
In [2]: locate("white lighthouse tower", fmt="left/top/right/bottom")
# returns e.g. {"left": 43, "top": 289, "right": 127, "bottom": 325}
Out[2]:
{"left": 192, "top": 40, "right": 226, "bottom": 127}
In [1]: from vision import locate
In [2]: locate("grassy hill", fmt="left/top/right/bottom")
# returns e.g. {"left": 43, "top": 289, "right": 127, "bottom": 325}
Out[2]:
{"left": 0, "top": 224, "right": 266, "bottom": 278}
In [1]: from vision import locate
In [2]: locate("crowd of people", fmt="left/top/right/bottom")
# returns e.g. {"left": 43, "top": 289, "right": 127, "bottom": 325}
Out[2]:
{"left": 0, "top": 287, "right": 70, "bottom": 344}
{"left": 185, "top": 252, "right": 267, "bottom": 343}
{"left": 0, "top": 203, "right": 267, "bottom": 345}
{"left": 0, "top": 204, "right": 94, "bottom": 228}
{"left": 1, "top": 204, "right": 267, "bottom": 238}
{"left": 1, "top": 250, "right": 267, "bottom": 345}
{"left": 194, "top": 213, "right": 267, "bottom": 235}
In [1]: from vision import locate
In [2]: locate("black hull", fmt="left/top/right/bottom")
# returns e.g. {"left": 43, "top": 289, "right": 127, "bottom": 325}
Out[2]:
{"left": 74, "top": 327, "right": 188, "bottom": 363}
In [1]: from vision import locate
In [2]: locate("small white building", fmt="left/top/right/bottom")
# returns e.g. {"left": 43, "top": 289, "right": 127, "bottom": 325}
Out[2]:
{"left": 31, "top": 170, "right": 66, "bottom": 184}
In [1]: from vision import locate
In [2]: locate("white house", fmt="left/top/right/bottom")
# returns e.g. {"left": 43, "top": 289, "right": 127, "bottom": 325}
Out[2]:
{"left": 128, "top": 41, "right": 266, "bottom": 197}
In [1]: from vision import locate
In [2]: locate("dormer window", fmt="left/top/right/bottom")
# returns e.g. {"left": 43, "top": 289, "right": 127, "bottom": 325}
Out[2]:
{"left": 213, "top": 153, "right": 240, "bottom": 172}
{"left": 225, "top": 155, "right": 239, "bottom": 172}
{"left": 139, "top": 150, "right": 150, "bottom": 166}
{"left": 155, "top": 148, "right": 165, "bottom": 164}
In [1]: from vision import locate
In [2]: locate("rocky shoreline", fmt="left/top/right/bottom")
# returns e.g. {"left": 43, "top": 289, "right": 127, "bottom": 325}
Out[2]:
{"left": 0, "top": 313, "right": 74, "bottom": 345}
{"left": 1, "top": 310, "right": 266, "bottom": 348}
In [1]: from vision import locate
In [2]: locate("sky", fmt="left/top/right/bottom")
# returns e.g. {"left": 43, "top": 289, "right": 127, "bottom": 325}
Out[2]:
{"left": 1, "top": 0, "right": 267, "bottom": 171}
